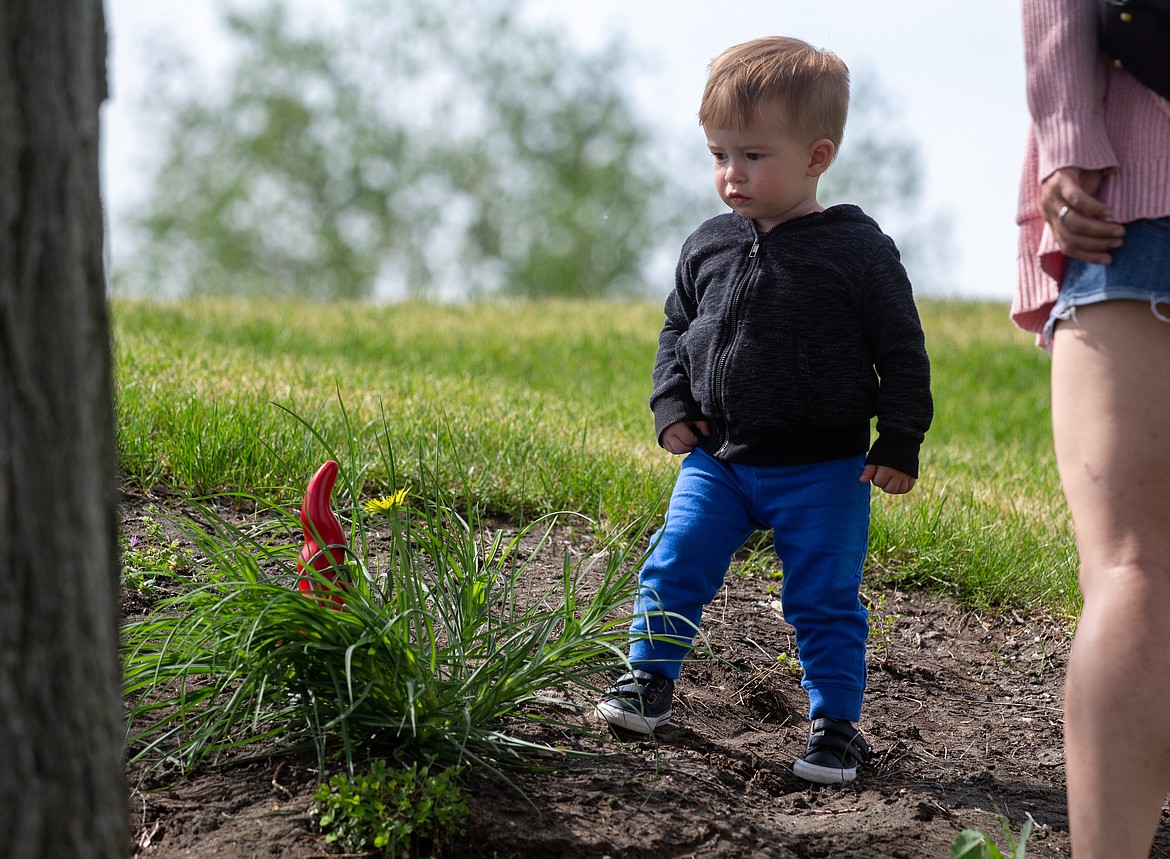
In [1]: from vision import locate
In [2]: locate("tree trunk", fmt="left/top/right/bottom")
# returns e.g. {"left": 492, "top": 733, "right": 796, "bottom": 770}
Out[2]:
{"left": 0, "top": 1, "right": 127, "bottom": 856}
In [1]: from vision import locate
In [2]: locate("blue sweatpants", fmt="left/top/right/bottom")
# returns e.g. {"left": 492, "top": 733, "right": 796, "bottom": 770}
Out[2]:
{"left": 628, "top": 448, "right": 871, "bottom": 721}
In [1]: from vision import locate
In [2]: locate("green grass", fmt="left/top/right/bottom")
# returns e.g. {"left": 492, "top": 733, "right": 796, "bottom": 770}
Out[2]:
{"left": 951, "top": 813, "right": 1035, "bottom": 858}
{"left": 113, "top": 296, "right": 1078, "bottom": 616}
{"left": 114, "top": 298, "right": 668, "bottom": 525}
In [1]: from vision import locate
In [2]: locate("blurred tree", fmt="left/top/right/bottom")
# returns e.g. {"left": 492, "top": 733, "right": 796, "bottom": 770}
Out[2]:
{"left": 123, "top": 0, "right": 683, "bottom": 300}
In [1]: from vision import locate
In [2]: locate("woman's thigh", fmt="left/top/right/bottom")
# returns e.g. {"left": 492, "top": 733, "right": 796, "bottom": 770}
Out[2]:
{"left": 1051, "top": 300, "right": 1170, "bottom": 589}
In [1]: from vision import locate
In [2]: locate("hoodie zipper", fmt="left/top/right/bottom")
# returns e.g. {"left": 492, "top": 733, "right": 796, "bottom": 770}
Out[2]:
{"left": 710, "top": 232, "right": 761, "bottom": 457}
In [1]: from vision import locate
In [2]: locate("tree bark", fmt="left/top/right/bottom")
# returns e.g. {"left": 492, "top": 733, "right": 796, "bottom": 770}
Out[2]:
{"left": 0, "top": 1, "right": 127, "bottom": 856}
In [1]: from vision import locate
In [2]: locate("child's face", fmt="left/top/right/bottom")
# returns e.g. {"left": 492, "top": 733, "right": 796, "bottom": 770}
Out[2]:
{"left": 704, "top": 103, "right": 825, "bottom": 233}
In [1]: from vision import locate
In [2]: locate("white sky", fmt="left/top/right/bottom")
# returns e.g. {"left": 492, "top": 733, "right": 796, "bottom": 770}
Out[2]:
{"left": 102, "top": 0, "right": 1030, "bottom": 301}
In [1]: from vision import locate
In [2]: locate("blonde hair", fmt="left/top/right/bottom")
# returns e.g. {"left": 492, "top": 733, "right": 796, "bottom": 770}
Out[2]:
{"left": 699, "top": 36, "right": 850, "bottom": 151}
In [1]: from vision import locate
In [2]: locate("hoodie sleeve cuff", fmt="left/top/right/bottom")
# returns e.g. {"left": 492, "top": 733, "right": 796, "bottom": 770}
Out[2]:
{"left": 865, "top": 432, "right": 921, "bottom": 479}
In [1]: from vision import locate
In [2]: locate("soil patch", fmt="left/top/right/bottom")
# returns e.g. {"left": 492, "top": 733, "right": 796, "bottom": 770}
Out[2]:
{"left": 119, "top": 487, "right": 1170, "bottom": 858}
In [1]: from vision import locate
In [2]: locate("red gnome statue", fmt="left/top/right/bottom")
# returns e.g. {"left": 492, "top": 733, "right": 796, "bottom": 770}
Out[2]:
{"left": 297, "top": 460, "right": 350, "bottom": 609}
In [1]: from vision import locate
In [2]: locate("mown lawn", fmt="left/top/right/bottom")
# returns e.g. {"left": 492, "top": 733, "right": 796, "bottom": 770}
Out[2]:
{"left": 113, "top": 297, "right": 1075, "bottom": 615}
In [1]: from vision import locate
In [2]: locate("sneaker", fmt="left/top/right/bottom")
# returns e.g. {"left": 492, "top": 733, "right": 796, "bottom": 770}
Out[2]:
{"left": 793, "top": 717, "right": 870, "bottom": 784}
{"left": 594, "top": 670, "right": 674, "bottom": 734}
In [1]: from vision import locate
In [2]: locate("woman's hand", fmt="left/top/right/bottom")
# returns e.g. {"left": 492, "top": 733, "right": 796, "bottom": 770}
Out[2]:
{"left": 1041, "top": 167, "right": 1125, "bottom": 263}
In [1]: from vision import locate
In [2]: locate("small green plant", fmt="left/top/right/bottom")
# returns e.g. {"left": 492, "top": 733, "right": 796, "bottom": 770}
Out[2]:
{"left": 950, "top": 813, "right": 1034, "bottom": 859}
{"left": 865, "top": 591, "right": 902, "bottom": 655}
{"left": 312, "top": 759, "right": 468, "bottom": 858}
{"left": 120, "top": 509, "right": 195, "bottom": 594}
{"left": 775, "top": 652, "right": 803, "bottom": 679}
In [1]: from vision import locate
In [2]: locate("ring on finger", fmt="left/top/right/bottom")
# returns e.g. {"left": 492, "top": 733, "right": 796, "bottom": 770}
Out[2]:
{"left": 1058, "top": 204, "right": 1071, "bottom": 223}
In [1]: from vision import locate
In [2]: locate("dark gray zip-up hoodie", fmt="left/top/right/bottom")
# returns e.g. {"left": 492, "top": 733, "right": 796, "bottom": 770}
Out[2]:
{"left": 650, "top": 205, "right": 933, "bottom": 477}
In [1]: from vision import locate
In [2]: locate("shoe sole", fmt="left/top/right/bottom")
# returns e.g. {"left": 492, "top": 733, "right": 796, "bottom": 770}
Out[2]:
{"left": 594, "top": 702, "right": 671, "bottom": 735}
{"left": 792, "top": 758, "right": 859, "bottom": 784}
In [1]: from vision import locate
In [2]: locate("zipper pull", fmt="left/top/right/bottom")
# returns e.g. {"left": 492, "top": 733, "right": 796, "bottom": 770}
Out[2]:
{"left": 748, "top": 238, "right": 759, "bottom": 259}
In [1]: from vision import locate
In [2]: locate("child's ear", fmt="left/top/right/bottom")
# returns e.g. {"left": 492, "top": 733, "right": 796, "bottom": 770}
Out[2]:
{"left": 807, "top": 139, "right": 835, "bottom": 177}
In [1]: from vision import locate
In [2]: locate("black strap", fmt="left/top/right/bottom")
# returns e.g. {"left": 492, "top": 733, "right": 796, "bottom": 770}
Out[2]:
{"left": 809, "top": 718, "right": 871, "bottom": 763}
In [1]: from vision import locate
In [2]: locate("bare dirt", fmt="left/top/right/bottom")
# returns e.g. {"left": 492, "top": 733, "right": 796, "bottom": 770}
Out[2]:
{"left": 120, "top": 487, "right": 1170, "bottom": 859}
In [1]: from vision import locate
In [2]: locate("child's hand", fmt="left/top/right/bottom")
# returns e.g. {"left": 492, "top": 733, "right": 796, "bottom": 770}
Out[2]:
{"left": 661, "top": 420, "right": 710, "bottom": 455}
{"left": 860, "top": 464, "right": 916, "bottom": 495}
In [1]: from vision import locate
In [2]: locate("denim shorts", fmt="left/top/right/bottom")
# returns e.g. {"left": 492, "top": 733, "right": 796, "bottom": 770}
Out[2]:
{"left": 1044, "top": 216, "right": 1170, "bottom": 343}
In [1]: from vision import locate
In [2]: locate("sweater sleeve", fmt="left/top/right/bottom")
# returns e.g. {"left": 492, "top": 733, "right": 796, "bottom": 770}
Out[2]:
{"left": 1023, "top": 0, "right": 1118, "bottom": 180}
{"left": 1015, "top": 0, "right": 1170, "bottom": 339}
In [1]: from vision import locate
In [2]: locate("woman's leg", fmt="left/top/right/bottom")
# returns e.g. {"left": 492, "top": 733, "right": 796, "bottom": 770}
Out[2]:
{"left": 1052, "top": 301, "right": 1170, "bottom": 858}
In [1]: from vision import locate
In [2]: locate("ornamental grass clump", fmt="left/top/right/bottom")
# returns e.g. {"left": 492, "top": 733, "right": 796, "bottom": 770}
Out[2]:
{"left": 122, "top": 431, "right": 648, "bottom": 776}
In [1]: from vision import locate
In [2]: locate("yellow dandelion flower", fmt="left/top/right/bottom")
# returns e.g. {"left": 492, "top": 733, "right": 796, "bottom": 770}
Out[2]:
{"left": 362, "top": 488, "right": 409, "bottom": 515}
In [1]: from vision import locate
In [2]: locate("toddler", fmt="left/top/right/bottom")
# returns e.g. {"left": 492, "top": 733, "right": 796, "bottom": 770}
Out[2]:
{"left": 595, "top": 36, "right": 933, "bottom": 785}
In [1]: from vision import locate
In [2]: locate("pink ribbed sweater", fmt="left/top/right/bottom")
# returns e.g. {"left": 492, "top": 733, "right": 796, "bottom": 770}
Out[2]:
{"left": 1014, "top": 0, "right": 1170, "bottom": 334}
